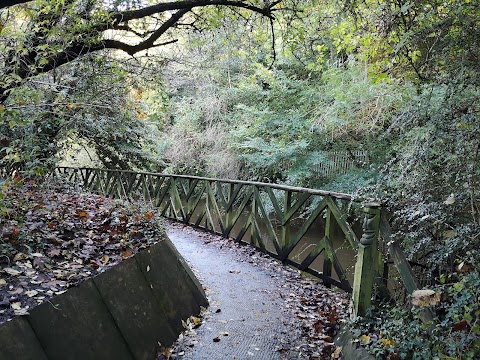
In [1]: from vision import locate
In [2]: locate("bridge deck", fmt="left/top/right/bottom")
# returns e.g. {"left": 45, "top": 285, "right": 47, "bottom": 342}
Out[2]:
{"left": 164, "top": 222, "right": 350, "bottom": 360}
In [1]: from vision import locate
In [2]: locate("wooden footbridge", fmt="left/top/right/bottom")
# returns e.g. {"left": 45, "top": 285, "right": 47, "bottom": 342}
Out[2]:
{"left": 52, "top": 167, "right": 419, "bottom": 316}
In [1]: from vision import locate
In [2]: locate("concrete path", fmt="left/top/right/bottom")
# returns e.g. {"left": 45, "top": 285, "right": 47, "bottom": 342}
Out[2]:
{"left": 164, "top": 223, "right": 350, "bottom": 360}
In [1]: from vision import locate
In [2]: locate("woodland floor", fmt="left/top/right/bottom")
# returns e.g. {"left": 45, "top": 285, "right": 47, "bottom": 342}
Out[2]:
{"left": 0, "top": 178, "right": 351, "bottom": 359}
{"left": 0, "top": 178, "right": 163, "bottom": 324}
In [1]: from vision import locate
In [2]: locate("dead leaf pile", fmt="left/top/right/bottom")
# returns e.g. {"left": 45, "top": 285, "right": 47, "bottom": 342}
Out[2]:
{"left": 0, "top": 178, "right": 163, "bottom": 324}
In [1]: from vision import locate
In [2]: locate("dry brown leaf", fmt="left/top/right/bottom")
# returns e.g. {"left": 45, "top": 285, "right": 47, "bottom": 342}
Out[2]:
{"left": 11, "top": 302, "right": 22, "bottom": 310}
{"left": 25, "top": 290, "right": 39, "bottom": 297}
{"left": 4, "top": 268, "right": 21, "bottom": 276}
{"left": 331, "top": 346, "right": 342, "bottom": 359}
{"left": 100, "top": 255, "right": 109, "bottom": 265}
{"left": 121, "top": 248, "right": 133, "bottom": 259}
{"left": 144, "top": 211, "right": 155, "bottom": 220}
{"left": 13, "top": 252, "right": 27, "bottom": 261}
{"left": 8, "top": 287, "right": 24, "bottom": 295}
{"left": 360, "top": 334, "right": 371, "bottom": 345}
{"left": 411, "top": 289, "right": 441, "bottom": 307}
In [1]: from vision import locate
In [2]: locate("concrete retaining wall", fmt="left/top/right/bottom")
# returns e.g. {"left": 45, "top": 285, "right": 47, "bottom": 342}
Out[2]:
{"left": 0, "top": 233, "right": 208, "bottom": 360}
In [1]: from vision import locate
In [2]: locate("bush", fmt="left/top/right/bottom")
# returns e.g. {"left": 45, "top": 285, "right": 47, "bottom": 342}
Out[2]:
{"left": 346, "top": 271, "right": 480, "bottom": 359}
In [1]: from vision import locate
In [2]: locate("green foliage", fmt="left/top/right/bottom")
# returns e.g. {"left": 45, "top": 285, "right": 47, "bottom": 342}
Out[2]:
{"left": 347, "top": 271, "right": 480, "bottom": 359}
{"left": 319, "top": 168, "right": 377, "bottom": 195}
{"left": 372, "top": 83, "right": 480, "bottom": 272}
{"left": 0, "top": 55, "right": 163, "bottom": 172}
{"left": 231, "top": 107, "right": 312, "bottom": 182}
{"left": 0, "top": 105, "right": 58, "bottom": 175}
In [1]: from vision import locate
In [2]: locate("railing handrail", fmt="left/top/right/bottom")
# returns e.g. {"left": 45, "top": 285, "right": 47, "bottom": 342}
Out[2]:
{"left": 56, "top": 166, "right": 366, "bottom": 203}
{"left": 43, "top": 166, "right": 419, "bottom": 316}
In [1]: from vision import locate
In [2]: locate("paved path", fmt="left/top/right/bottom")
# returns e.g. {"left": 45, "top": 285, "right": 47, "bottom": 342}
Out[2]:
{"left": 165, "top": 223, "right": 350, "bottom": 360}
{"left": 166, "top": 225, "right": 295, "bottom": 359}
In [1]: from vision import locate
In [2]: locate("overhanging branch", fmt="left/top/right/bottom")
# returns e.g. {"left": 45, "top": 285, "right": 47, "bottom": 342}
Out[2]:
{"left": 0, "top": 0, "right": 31, "bottom": 9}
{"left": 0, "top": 0, "right": 277, "bottom": 104}
{"left": 113, "top": 0, "right": 274, "bottom": 23}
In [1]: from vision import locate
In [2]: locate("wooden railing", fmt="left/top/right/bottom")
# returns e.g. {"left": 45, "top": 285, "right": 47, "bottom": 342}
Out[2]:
{"left": 30, "top": 166, "right": 421, "bottom": 317}
{"left": 53, "top": 167, "right": 388, "bottom": 314}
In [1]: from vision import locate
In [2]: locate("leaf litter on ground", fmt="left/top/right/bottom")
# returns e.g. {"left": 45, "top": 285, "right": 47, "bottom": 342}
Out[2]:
{"left": 0, "top": 177, "right": 164, "bottom": 324}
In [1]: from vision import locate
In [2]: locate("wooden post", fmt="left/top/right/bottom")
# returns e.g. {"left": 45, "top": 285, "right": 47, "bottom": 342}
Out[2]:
{"left": 352, "top": 203, "right": 381, "bottom": 317}
{"left": 250, "top": 189, "right": 258, "bottom": 246}
{"left": 186, "top": 179, "right": 193, "bottom": 222}
{"left": 224, "top": 183, "right": 234, "bottom": 236}
{"left": 323, "top": 206, "right": 333, "bottom": 288}
{"left": 281, "top": 191, "right": 292, "bottom": 248}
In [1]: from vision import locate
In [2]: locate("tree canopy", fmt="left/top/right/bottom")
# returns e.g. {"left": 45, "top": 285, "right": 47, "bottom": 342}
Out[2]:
{"left": 0, "top": 0, "right": 280, "bottom": 104}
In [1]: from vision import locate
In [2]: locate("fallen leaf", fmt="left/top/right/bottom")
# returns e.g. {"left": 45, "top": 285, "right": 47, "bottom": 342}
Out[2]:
{"left": 331, "top": 346, "right": 342, "bottom": 359}
{"left": 4, "top": 268, "right": 21, "bottom": 276}
{"left": 443, "top": 230, "right": 457, "bottom": 238}
{"left": 144, "top": 211, "right": 155, "bottom": 220}
{"left": 7, "top": 287, "right": 24, "bottom": 295}
{"left": 47, "top": 248, "right": 61, "bottom": 257}
{"left": 11, "top": 302, "right": 22, "bottom": 310}
{"left": 2, "top": 226, "right": 19, "bottom": 241}
{"left": 452, "top": 319, "right": 468, "bottom": 331}
{"left": 329, "top": 308, "right": 337, "bottom": 323}
{"left": 76, "top": 210, "right": 89, "bottom": 220}
{"left": 25, "top": 290, "right": 39, "bottom": 297}
{"left": 191, "top": 316, "right": 202, "bottom": 327}
{"left": 14, "top": 308, "right": 29, "bottom": 316}
{"left": 121, "top": 248, "right": 133, "bottom": 259}
{"left": 0, "top": 279, "right": 6, "bottom": 286}
{"left": 381, "top": 338, "right": 397, "bottom": 347}
{"left": 100, "top": 255, "right": 109, "bottom": 265}
{"left": 360, "top": 334, "right": 371, "bottom": 345}
{"left": 411, "top": 289, "right": 441, "bottom": 307}
{"left": 13, "top": 253, "right": 27, "bottom": 261}
{"left": 444, "top": 193, "right": 455, "bottom": 205}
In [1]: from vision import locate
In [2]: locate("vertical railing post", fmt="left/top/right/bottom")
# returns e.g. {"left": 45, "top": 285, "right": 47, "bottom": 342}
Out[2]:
{"left": 323, "top": 204, "right": 333, "bottom": 288}
{"left": 224, "top": 183, "right": 234, "bottom": 236}
{"left": 186, "top": 179, "right": 193, "bottom": 221}
{"left": 281, "top": 191, "right": 292, "bottom": 249}
{"left": 250, "top": 187, "right": 258, "bottom": 246}
{"left": 352, "top": 202, "right": 381, "bottom": 316}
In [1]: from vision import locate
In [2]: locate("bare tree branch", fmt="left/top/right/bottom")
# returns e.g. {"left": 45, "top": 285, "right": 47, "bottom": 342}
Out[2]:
{"left": 0, "top": 0, "right": 31, "bottom": 9}
{"left": 112, "top": 0, "right": 274, "bottom": 23}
